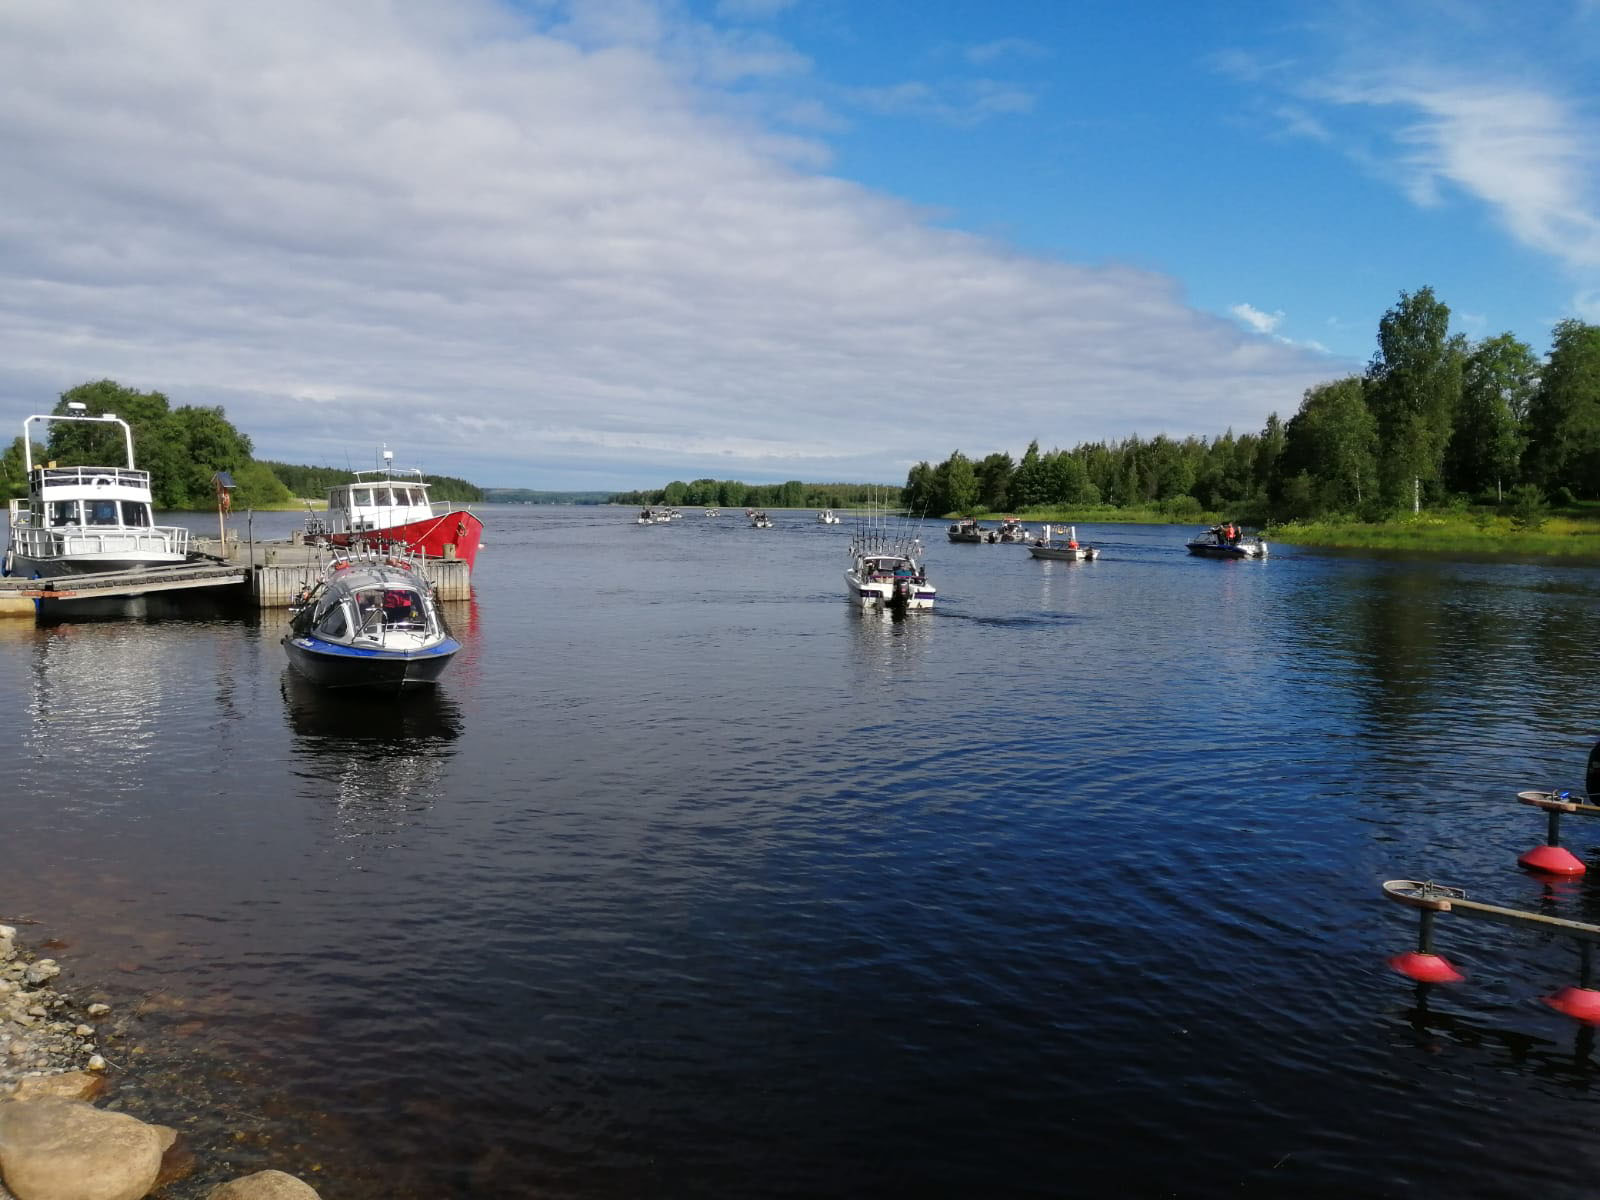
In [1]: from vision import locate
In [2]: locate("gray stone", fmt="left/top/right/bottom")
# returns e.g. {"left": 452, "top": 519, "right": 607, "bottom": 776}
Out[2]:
{"left": 207, "top": 1169, "right": 324, "bottom": 1199}
{"left": 0, "top": 1099, "right": 175, "bottom": 1200}
{"left": 20, "top": 964, "right": 58, "bottom": 988}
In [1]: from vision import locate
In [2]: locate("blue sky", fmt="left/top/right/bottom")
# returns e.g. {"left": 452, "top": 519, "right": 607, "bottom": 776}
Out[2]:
{"left": 0, "top": 0, "right": 1596, "bottom": 489}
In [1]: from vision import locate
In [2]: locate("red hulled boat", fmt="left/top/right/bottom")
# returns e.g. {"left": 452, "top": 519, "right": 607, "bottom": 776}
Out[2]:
{"left": 322, "top": 448, "right": 484, "bottom": 574}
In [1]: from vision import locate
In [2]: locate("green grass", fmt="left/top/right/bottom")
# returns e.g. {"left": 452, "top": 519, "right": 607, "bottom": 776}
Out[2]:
{"left": 1268, "top": 511, "right": 1600, "bottom": 556}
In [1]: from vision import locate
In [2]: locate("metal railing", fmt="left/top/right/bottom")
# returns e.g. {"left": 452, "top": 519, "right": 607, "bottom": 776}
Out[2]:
{"left": 6, "top": 523, "right": 191, "bottom": 560}
{"left": 33, "top": 466, "right": 151, "bottom": 490}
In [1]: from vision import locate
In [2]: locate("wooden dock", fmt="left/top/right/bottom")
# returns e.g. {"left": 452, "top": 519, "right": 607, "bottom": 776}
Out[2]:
{"left": 0, "top": 537, "right": 472, "bottom": 618}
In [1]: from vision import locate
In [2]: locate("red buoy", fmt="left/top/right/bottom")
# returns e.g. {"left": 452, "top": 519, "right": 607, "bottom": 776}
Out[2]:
{"left": 1544, "top": 986, "right": 1600, "bottom": 1023}
{"left": 1518, "top": 845, "right": 1587, "bottom": 876}
{"left": 1387, "top": 951, "right": 1464, "bottom": 984}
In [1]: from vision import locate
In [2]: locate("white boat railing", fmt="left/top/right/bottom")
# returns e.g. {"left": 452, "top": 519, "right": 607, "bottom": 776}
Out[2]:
{"left": 32, "top": 466, "right": 151, "bottom": 490}
{"left": 7, "top": 515, "right": 190, "bottom": 561}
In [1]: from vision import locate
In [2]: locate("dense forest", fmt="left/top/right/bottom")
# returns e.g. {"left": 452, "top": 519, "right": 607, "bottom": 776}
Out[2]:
{"left": 609, "top": 479, "right": 902, "bottom": 508}
{"left": 0, "top": 380, "right": 482, "bottom": 509}
{"left": 263, "top": 461, "right": 482, "bottom": 504}
{"left": 615, "top": 289, "right": 1600, "bottom": 526}
{"left": 903, "top": 290, "right": 1599, "bottom": 524}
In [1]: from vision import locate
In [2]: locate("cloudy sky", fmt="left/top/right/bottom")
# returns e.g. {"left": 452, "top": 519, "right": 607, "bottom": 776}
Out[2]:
{"left": 1, "top": 0, "right": 1596, "bottom": 489}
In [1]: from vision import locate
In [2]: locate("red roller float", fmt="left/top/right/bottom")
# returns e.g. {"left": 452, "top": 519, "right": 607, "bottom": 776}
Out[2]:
{"left": 1387, "top": 950, "right": 1464, "bottom": 984}
{"left": 1544, "top": 986, "right": 1600, "bottom": 1023}
{"left": 1518, "top": 844, "right": 1587, "bottom": 876}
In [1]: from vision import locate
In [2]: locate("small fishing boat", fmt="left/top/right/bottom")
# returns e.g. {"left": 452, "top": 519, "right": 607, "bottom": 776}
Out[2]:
{"left": 283, "top": 554, "right": 460, "bottom": 690}
{"left": 947, "top": 518, "right": 986, "bottom": 543}
{"left": 704, "top": 507, "right": 721, "bottom": 517}
{"left": 636, "top": 507, "right": 656, "bottom": 525}
{"left": 748, "top": 509, "right": 774, "bottom": 528}
{"left": 5, "top": 405, "right": 192, "bottom": 578}
{"left": 995, "top": 516, "right": 1029, "bottom": 543}
{"left": 1186, "top": 523, "right": 1268, "bottom": 559}
{"left": 1029, "top": 524, "right": 1098, "bottom": 561}
{"left": 322, "top": 446, "right": 483, "bottom": 572}
{"left": 817, "top": 510, "right": 841, "bottom": 524}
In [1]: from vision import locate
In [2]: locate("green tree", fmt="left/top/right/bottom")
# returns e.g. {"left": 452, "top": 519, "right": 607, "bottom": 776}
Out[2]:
{"left": 159, "top": 405, "right": 253, "bottom": 508}
{"left": 936, "top": 451, "right": 980, "bottom": 514}
{"left": 1280, "top": 376, "right": 1377, "bottom": 514}
{"left": 1366, "top": 286, "right": 1461, "bottom": 510}
{"left": 1, "top": 437, "right": 44, "bottom": 500}
{"left": 903, "top": 462, "right": 935, "bottom": 514}
{"left": 975, "top": 451, "right": 1015, "bottom": 511}
{"left": 1447, "top": 333, "right": 1535, "bottom": 499}
{"left": 230, "top": 460, "right": 292, "bottom": 508}
{"left": 1011, "top": 440, "right": 1046, "bottom": 508}
{"left": 1524, "top": 319, "right": 1600, "bottom": 498}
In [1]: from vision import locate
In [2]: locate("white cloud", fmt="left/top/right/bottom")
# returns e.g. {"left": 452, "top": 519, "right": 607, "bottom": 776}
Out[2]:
{"left": 0, "top": 0, "right": 1333, "bottom": 488}
{"left": 1310, "top": 73, "right": 1600, "bottom": 271}
{"left": 1230, "top": 304, "right": 1285, "bottom": 334}
{"left": 964, "top": 38, "right": 1049, "bottom": 66}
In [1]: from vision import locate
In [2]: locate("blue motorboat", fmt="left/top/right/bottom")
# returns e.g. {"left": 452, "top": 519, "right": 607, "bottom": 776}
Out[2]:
{"left": 283, "top": 554, "right": 460, "bottom": 690}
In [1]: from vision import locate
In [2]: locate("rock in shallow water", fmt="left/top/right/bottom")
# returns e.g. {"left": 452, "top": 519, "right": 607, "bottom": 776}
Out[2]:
{"left": 0, "top": 1098, "right": 175, "bottom": 1200}
{"left": 206, "top": 1169, "right": 324, "bottom": 1198}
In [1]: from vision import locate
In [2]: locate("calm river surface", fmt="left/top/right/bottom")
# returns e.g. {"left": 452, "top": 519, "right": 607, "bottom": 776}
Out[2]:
{"left": 5, "top": 506, "right": 1600, "bottom": 1197}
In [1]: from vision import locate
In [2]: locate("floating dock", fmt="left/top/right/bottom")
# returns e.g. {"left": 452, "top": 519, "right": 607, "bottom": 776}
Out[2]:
{"left": 1, "top": 534, "right": 472, "bottom": 618}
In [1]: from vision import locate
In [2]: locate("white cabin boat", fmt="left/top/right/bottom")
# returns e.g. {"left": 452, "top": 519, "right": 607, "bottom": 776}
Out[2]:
{"left": 817, "top": 510, "right": 841, "bottom": 524}
{"left": 4, "top": 406, "right": 190, "bottom": 578}
{"left": 845, "top": 531, "right": 934, "bottom": 611}
{"left": 748, "top": 510, "right": 774, "bottom": 528}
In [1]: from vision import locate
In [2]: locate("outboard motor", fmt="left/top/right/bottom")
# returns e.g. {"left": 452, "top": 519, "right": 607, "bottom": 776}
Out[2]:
{"left": 1587, "top": 740, "right": 1600, "bottom": 799}
{"left": 889, "top": 577, "right": 912, "bottom": 613}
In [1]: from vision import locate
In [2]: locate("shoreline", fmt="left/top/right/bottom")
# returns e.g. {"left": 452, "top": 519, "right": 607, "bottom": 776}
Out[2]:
{"left": 0, "top": 923, "right": 322, "bottom": 1200}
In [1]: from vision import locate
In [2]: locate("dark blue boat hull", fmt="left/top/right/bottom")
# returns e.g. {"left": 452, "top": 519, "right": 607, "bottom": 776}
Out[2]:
{"left": 282, "top": 634, "right": 460, "bottom": 690}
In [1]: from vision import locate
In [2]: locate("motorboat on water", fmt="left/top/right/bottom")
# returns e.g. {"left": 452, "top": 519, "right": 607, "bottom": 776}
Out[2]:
{"left": 995, "top": 517, "right": 1029, "bottom": 543}
{"left": 947, "top": 518, "right": 986, "bottom": 543}
{"left": 1029, "top": 524, "right": 1098, "bottom": 561}
{"left": 321, "top": 446, "right": 483, "bottom": 573}
{"left": 704, "top": 507, "right": 721, "bottom": 517}
{"left": 1187, "top": 523, "right": 1268, "bottom": 559}
{"left": 748, "top": 509, "right": 774, "bottom": 528}
{"left": 4, "top": 405, "right": 191, "bottom": 578}
{"left": 817, "top": 509, "right": 841, "bottom": 524}
{"left": 846, "top": 529, "right": 935, "bottom": 612}
{"left": 283, "top": 553, "right": 460, "bottom": 690}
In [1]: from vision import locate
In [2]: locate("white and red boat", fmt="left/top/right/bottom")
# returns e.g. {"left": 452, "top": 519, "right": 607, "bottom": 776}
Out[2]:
{"left": 322, "top": 448, "right": 484, "bottom": 574}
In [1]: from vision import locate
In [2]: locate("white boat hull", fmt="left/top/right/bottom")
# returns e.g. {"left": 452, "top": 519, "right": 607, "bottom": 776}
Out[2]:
{"left": 844, "top": 570, "right": 935, "bottom": 610}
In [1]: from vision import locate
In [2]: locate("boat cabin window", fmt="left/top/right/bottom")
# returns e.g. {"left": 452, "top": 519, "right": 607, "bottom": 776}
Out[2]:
{"left": 87, "top": 499, "right": 119, "bottom": 526}
{"left": 353, "top": 488, "right": 373, "bottom": 506}
{"left": 331, "top": 491, "right": 348, "bottom": 511}
{"left": 121, "top": 501, "right": 151, "bottom": 527}
{"left": 315, "top": 604, "right": 349, "bottom": 639}
{"left": 49, "top": 500, "right": 79, "bottom": 527}
{"left": 394, "top": 486, "right": 415, "bottom": 505}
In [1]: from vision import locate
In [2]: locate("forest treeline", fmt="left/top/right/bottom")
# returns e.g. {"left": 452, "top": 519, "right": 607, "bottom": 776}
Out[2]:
{"left": 262, "top": 461, "right": 481, "bottom": 504}
{"left": 1, "top": 380, "right": 482, "bottom": 508}
{"left": 904, "top": 289, "right": 1600, "bottom": 523}
{"left": 610, "top": 479, "right": 903, "bottom": 508}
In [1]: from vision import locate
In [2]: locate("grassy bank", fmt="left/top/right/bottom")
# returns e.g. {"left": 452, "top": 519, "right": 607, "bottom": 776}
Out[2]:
{"left": 1268, "top": 511, "right": 1600, "bottom": 556}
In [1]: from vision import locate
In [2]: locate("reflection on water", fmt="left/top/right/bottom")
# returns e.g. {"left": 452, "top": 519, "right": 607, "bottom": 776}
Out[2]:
{"left": 280, "top": 670, "right": 461, "bottom": 844}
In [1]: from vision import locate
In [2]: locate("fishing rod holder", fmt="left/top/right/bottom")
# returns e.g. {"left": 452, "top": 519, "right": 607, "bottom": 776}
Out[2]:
{"left": 1516, "top": 789, "right": 1599, "bottom": 876}
{"left": 1382, "top": 878, "right": 1600, "bottom": 1021}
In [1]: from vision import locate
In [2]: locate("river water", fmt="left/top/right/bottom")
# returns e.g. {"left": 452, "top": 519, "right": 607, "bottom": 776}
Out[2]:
{"left": 4, "top": 506, "right": 1600, "bottom": 1198}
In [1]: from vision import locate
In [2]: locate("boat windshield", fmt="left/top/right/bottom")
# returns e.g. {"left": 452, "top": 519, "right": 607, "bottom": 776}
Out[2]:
{"left": 352, "top": 586, "right": 425, "bottom": 631}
